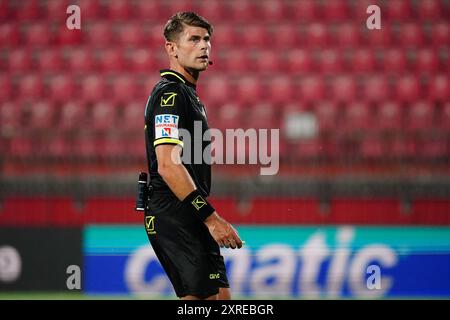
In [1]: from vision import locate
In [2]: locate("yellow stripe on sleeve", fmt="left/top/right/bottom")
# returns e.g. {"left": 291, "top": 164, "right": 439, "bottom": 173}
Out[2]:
{"left": 154, "top": 138, "right": 184, "bottom": 148}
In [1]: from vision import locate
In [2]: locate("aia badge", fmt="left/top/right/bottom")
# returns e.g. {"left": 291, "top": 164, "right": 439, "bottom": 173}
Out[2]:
{"left": 161, "top": 127, "right": 171, "bottom": 137}
{"left": 160, "top": 92, "right": 177, "bottom": 107}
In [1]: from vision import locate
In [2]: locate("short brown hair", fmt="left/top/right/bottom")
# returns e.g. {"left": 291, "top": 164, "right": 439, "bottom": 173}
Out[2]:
{"left": 163, "top": 12, "right": 213, "bottom": 42}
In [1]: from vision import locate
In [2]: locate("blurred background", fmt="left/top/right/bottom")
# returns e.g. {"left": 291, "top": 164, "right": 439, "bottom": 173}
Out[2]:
{"left": 0, "top": 0, "right": 449, "bottom": 299}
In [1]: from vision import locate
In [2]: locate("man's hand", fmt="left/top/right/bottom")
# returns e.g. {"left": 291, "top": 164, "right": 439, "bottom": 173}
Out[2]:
{"left": 204, "top": 212, "right": 243, "bottom": 249}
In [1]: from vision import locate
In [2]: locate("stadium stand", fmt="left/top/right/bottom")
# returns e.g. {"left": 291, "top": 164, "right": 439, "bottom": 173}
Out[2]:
{"left": 0, "top": 0, "right": 448, "bottom": 226}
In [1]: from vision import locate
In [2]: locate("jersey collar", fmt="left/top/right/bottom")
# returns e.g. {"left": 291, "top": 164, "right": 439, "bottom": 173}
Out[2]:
{"left": 160, "top": 69, "right": 196, "bottom": 90}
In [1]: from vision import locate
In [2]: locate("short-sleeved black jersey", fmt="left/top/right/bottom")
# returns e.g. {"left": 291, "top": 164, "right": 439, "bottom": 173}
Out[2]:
{"left": 144, "top": 69, "right": 211, "bottom": 197}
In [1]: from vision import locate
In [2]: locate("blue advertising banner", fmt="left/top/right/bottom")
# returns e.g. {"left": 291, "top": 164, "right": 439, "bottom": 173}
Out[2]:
{"left": 83, "top": 226, "right": 450, "bottom": 298}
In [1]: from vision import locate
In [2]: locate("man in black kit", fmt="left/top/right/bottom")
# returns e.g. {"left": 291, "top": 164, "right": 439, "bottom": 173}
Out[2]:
{"left": 143, "top": 12, "right": 243, "bottom": 300}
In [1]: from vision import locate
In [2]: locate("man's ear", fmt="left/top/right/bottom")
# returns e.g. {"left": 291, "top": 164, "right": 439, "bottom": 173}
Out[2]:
{"left": 165, "top": 41, "right": 178, "bottom": 58}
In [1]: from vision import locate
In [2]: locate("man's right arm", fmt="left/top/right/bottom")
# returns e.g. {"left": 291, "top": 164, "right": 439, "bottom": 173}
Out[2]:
{"left": 156, "top": 144, "right": 242, "bottom": 249}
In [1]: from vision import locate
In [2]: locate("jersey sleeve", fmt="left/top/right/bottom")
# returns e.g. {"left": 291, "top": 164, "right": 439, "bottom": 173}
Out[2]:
{"left": 152, "top": 85, "right": 187, "bottom": 148}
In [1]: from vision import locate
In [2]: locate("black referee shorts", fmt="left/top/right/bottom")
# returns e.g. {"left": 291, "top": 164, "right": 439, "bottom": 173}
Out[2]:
{"left": 144, "top": 190, "right": 229, "bottom": 298}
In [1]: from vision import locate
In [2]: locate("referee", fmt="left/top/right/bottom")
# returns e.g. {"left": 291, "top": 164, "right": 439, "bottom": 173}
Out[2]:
{"left": 143, "top": 12, "right": 243, "bottom": 300}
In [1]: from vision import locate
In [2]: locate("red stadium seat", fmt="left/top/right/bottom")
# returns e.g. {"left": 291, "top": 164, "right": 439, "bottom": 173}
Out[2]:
{"left": 416, "top": 0, "right": 444, "bottom": 20}
{"left": 16, "top": 0, "right": 41, "bottom": 21}
{"left": 364, "top": 24, "right": 392, "bottom": 47}
{"left": 299, "top": 75, "right": 325, "bottom": 103}
{"left": 135, "top": 1, "right": 167, "bottom": 21}
{"left": 18, "top": 74, "right": 44, "bottom": 99}
{"left": 397, "top": 23, "right": 424, "bottom": 47}
{"left": 124, "top": 135, "right": 146, "bottom": 161}
{"left": 271, "top": 24, "right": 300, "bottom": 49}
{"left": 0, "top": 75, "right": 13, "bottom": 102}
{"left": 295, "top": 137, "right": 324, "bottom": 160}
{"left": 240, "top": 25, "right": 268, "bottom": 48}
{"left": 48, "top": 75, "right": 76, "bottom": 103}
{"left": 334, "top": 23, "right": 360, "bottom": 47}
{"left": 90, "top": 102, "right": 117, "bottom": 133}
{"left": 201, "top": 75, "right": 232, "bottom": 107}
{"left": 129, "top": 48, "right": 156, "bottom": 73}
{"left": 430, "top": 22, "right": 449, "bottom": 46}
{"left": 259, "top": 0, "right": 286, "bottom": 22}
{"left": 0, "top": 23, "right": 20, "bottom": 46}
{"left": 254, "top": 50, "right": 282, "bottom": 74}
{"left": 413, "top": 48, "right": 439, "bottom": 73}
{"left": 166, "top": 0, "right": 195, "bottom": 15}
{"left": 268, "top": 76, "right": 295, "bottom": 105}
{"left": 235, "top": 76, "right": 263, "bottom": 105}
{"left": 67, "top": 48, "right": 96, "bottom": 73}
{"left": 0, "top": 102, "right": 21, "bottom": 134}
{"left": 0, "top": 1, "right": 12, "bottom": 22}
{"left": 58, "top": 101, "right": 87, "bottom": 132}
{"left": 121, "top": 101, "right": 144, "bottom": 134}
{"left": 343, "top": 102, "right": 372, "bottom": 133}
{"left": 37, "top": 48, "right": 64, "bottom": 73}
{"left": 386, "top": 0, "right": 412, "bottom": 20}
{"left": 194, "top": 0, "right": 229, "bottom": 21}
{"left": 215, "top": 103, "right": 246, "bottom": 131}
{"left": 438, "top": 102, "right": 450, "bottom": 132}
{"left": 350, "top": 48, "right": 376, "bottom": 74}
{"left": 331, "top": 75, "right": 357, "bottom": 104}
{"left": 25, "top": 23, "right": 52, "bottom": 47}
{"left": 428, "top": 74, "right": 449, "bottom": 102}
{"left": 363, "top": 74, "right": 390, "bottom": 103}
{"left": 8, "top": 136, "right": 33, "bottom": 158}
{"left": 353, "top": 0, "right": 377, "bottom": 21}
{"left": 107, "top": 0, "right": 133, "bottom": 20}
{"left": 45, "top": 0, "right": 69, "bottom": 21}
{"left": 247, "top": 103, "right": 277, "bottom": 129}
{"left": 71, "top": 134, "right": 98, "bottom": 159}
{"left": 317, "top": 49, "right": 344, "bottom": 74}
{"left": 76, "top": 0, "right": 102, "bottom": 20}
{"left": 57, "top": 23, "right": 82, "bottom": 46}
{"left": 417, "top": 135, "right": 447, "bottom": 161}
{"left": 290, "top": 0, "right": 319, "bottom": 21}
{"left": 229, "top": 0, "right": 259, "bottom": 22}
{"left": 395, "top": 75, "right": 421, "bottom": 103}
{"left": 305, "top": 23, "right": 329, "bottom": 47}
{"left": 117, "top": 23, "right": 147, "bottom": 47}
{"left": 406, "top": 101, "right": 435, "bottom": 133}
{"left": 8, "top": 49, "right": 32, "bottom": 72}
{"left": 285, "top": 49, "right": 313, "bottom": 73}
{"left": 28, "top": 100, "right": 55, "bottom": 130}
{"left": 47, "top": 136, "right": 71, "bottom": 159}
{"left": 81, "top": 75, "right": 106, "bottom": 103}
{"left": 376, "top": 102, "right": 404, "bottom": 132}
{"left": 86, "top": 22, "right": 112, "bottom": 47}
{"left": 99, "top": 48, "right": 126, "bottom": 73}
{"left": 222, "top": 50, "right": 254, "bottom": 74}
{"left": 381, "top": 48, "right": 408, "bottom": 73}
{"left": 211, "top": 24, "right": 239, "bottom": 49}
{"left": 111, "top": 76, "right": 138, "bottom": 103}
{"left": 313, "top": 101, "right": 338, "bottom": 133}
{"left": 385, "top": 134, "right": 416, "bottom": 160}
{"left": 323, "top": 0, "right": 349, "bottom": 21}
{"left": 360, "top": 134, "right": 384, "bottom": 161}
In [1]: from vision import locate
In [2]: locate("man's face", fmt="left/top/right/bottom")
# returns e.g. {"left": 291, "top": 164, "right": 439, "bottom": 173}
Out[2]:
{"left": 172, "top": 25, "right": 211, "bottom": 71}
